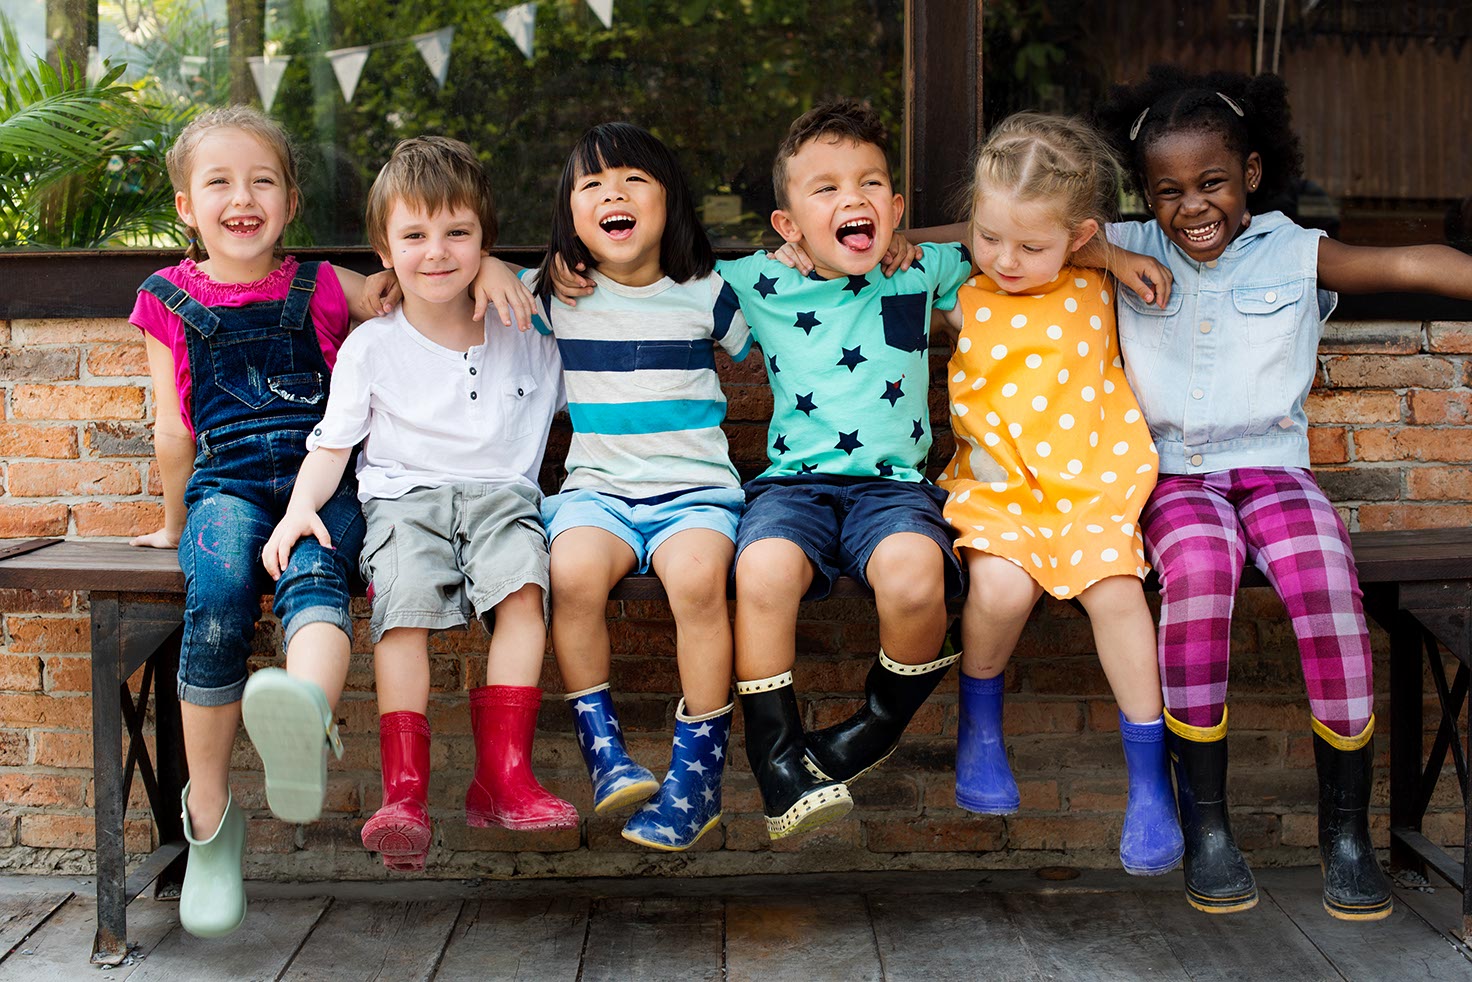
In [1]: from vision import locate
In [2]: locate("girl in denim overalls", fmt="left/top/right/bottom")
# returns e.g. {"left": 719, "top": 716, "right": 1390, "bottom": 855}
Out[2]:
{"left": 1098, "top": 66, "right": 1472, "bottom": 922}
{"left": 131, "top": 107, "right": 392, "bottom": 938}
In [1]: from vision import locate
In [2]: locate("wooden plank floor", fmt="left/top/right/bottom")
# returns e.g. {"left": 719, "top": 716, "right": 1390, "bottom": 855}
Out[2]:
{"left": 2, "top": 869, "right": 1469, "bottom": 981}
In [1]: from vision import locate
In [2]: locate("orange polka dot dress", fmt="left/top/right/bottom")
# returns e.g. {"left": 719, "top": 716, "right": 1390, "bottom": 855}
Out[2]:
{"left": 938, "top": 266, "right": 1158, "bottom": 598}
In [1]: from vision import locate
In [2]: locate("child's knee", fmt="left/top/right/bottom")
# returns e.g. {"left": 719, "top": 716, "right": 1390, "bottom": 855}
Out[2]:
{"left": 965, "top": 560, "right": 1040, "bottom": 621}
{"left": 735, "top": 539, "right": 806, "bottom": 604}
{"left": 869, "top": 534, "right": 945, "bottom": 609}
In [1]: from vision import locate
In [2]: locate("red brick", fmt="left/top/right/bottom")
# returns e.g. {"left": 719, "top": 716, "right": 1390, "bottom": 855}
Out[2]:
{"left": 1354, "top": 427, "right": 1472, "bottom": 463}
{"left": 6, "top": 616, "right": 89, "bottom": 653}
{"left": 0, "top": 773, "right": 86, "bottom": 807}
{"left": 17, "top": 813, "right": 153, "bottom": 852}
{"left": 0, "top": 346, "right": 79, "bottom": 382}
{"left": 84, "top": 421, "right": 155, "bottom": 457}
{"left": 0, "top": 423, "right": 78, "bottom": 459}
{"left": 0, "top": 503, "right": 69, "bottom": 537}
{"left": 11, "top": 318, "right": 136, "bottom": 344}
{"left": 30, "top": 730, "right": 91, "bottom": 768}
{"left": 1426, "top": 321, "right": 1472, "bottom": 353}
{"left": 0, "top": 588, "right": 73, "bottom": 613}
{"left": 1406, "top": 466, "right": 1472, "bottom": 501}
{"left": 146, "top": 461, "right": 163, "bottom": 496}
{"left": 72, "top": 501, "right": 163, "bottom": 537}
{"left": 86, "top": 342, "right": 149, "bottom": 377}
{"left": 43, "top": 655, "right": 92, "bottom": 692}
{"left": 1003, "top": 700, "right": 1084, "bottom": 735}
{"left": 1358, "top": 503, "right": 1472, "bottom": 531}
{"left": 7, "top": 461, "right": 141, "bottom": 496}
{"left": 1007, "top": 815, "right": 1118, "bottom": 850}
{"left": 0, "top": 653, "right": 43, "bottom": 690}
{"left": 865, "top": 816, "right": 1004, "bottom": 852}
{"left": 0, "top": 728, "right": 26, "bottom": 765}
{"left": 1307, "top": 427, "right": 1348, "bottom": 464}
{"left": 1323, "top": 355, "right": 1455, "bottom": 389}
{"left": 439, "top": 822, "right": 581, "bottom": 852}
{"left": 1305, "top": 390, "right": 1401, "bottom": 424}
{"left": 11, "top": 384, "right": 146, "bottom": 421}
{"left": 1318, "top": 321, "right": 1422, "bottom": 354}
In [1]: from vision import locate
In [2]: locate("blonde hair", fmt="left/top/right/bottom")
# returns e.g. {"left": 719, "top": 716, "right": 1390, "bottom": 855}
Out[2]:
{"left": 165, "top": 106, "right": 300, "bottom": 263}
{"left": 963, "top": 112, "right": 1121, "bottom": 240}
{"left": 365, "top": 136, "right": 498, "bottom": 257}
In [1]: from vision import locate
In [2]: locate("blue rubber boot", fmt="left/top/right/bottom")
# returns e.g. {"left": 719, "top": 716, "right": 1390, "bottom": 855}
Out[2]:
{"left": 566, "top": 683, "right": 659, "bottom": 815}
{"left": 622, "top": 698, "right": 733, "bottom": 851}
{"left": 955, "top": 673, "right": 1020, "bottom": 814}
{"left": 1118, "top": 711, "right": 1186, "bottom": 875}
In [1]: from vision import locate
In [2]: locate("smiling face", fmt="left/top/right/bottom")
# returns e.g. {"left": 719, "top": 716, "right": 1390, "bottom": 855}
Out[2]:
{"left": 771, "top": 136, "right": 903, "bottom": 279}
{"left": 376, "top": 197, "right": 484, "bottom": 316}
{"left": 569, "top": 164, "right": 667, "bottom": 287}
{"left": 175, "top": 126, "right": 296, "bottom": 283}
{"left": 970, "top": 193, "right": 1096, "bottom": 294}
{"left": 1141, "top": 128, "right": 1261, "bottom": 263}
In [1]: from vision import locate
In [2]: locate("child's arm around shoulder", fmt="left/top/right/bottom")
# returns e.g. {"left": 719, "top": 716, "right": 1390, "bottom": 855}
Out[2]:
{"left": 1317, "top": 238, "right": 1472, "bottom": 299}
{"left": 130, "top": 335, "right": 194, "bottom": 549}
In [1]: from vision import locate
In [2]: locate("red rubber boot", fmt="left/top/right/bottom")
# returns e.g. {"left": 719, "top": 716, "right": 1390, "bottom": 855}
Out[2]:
{"left": 360, "top": 711, "right": 432, "bottom": 871}
{"left": 465, "top": 685, "right": 579, "bottom": 831}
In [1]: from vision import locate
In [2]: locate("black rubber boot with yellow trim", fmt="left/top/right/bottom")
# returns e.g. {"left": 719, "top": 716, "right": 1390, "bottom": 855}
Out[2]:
{"left": 803, "top": 646, "right": 959, "bottom": 784}
{"left": 737, "top": 672, "right": 853, "bottom": 839}
{"left": 1166, "top": 708, "right": 1258, "bottom": 914}
{"left": 1313, "top": 715, "right": 1393, "bottom": 921}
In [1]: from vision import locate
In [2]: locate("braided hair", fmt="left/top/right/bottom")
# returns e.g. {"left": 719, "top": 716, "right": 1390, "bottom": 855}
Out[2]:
{"left": 1095, "top": 65, "right": 1302, "bottom": 212}
{"left": 961, "top": 112, "right": 1122, "bottom": 236}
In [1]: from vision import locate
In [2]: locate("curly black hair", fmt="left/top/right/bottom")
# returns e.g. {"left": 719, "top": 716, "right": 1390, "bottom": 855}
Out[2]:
{"left": 1093, "top": 64, "right": 1303, "bottom": 212}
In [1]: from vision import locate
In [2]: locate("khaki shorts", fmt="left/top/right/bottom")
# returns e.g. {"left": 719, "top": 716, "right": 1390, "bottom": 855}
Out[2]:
{"left": 360, "top": 483, "right": 549, "bottom": 643}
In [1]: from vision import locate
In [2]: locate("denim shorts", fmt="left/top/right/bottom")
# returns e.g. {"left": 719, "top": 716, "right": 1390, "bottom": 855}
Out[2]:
{"left": 542, "top": 486, "right": 744, "bottom": 573}
{"left": 735, "top": 475, "right": 964, "bottom": 601}
{"left": 360, "top": 482, "right": 550, "bottom": 643}
{"left": 178, "top": 427, "right": 364, "bottom": 707}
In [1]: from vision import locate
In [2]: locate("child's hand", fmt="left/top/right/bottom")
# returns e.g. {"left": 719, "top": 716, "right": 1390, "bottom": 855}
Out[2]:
{"left": 130, "top": 526, "right": 180, "bottom": 549}
{"left": 472, "top": 256, "right": 535, "bottom": 330}
{"left": 550, "top": 255, "right": 596, "bottom": 307}
{"left": 880, "top": 233, "right": 921, "bottom": 276}
{"left": 262, "top": 509, "right": 332, "bottom": 581}
{"left": 767, "top": 242, "right": 815, "bottom": 276}
{"left": 1110, "top": 250, "right": 1175, "bottom": 308}
{"left": 363, "top": 270, "right": 401, "bottom": 317}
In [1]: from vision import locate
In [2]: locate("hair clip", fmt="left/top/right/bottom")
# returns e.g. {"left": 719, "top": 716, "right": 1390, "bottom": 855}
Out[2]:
{"left": 1128, "top": 107, "right": 1150, "bottom": 141}
{"left": 1216, "top": 92, "right": 1245, "bottom": 117}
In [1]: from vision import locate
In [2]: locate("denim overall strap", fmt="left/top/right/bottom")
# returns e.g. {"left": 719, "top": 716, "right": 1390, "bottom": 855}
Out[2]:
{"left": 279, "top": 261, "right": 321, "bottom": 332}
{"left": 140, "top": 273, "right": 220, "bottom": 338}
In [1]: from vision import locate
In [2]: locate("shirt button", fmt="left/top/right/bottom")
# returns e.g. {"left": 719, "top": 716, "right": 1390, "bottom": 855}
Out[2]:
{"left": 1264, "top": 291, "right": 1277, "bottom": 303}
{"left": 1199, "top": 321, "right": 1211, "bottom": 334}
{"left": 313, "top": 427, "right": 322, "bottom": 435}
{"left": 1190, "top": 453, "right": 1203, "bottom": 466}
{"left": 1192, "top": 388, "right": 1204, "bottom": 399}
{"left": 469, "top": 367, "right": 477, "bottom": 375}
{"left": 517, "top": 388, "right": 524, "bottom": 396}
{"left": 470, "top": 391, "right": 478, "bottom": 400}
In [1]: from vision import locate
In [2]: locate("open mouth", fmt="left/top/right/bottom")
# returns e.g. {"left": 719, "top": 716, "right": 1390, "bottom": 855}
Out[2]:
{"left": 599, "top": 212, "right": 637, "bottom": 240}
{"left": 223, "top": 217, "right": 263, "bottom": 235}
{"left": 1179, "top": 220, "right": 1222, "bottom": 246}
{"left": 836, "top": 218, "right": 875, "bottom": 252}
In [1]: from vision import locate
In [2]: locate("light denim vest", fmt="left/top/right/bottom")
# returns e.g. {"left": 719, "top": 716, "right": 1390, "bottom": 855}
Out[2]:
{"left": 1107, "top": 212, "right": 1336, "bottom": 475}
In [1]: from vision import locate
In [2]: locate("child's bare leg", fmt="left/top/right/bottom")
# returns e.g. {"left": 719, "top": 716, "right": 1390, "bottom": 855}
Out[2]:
{"left": 486, "top": 583, "right": 547, "bottom": 686}
{"left": 1077, "top": 576, "right": 1163, "bottom": 723}
{"left": 181, "top": 702, "right": 242, "bottom": 836}
{"left": 374, "top": 628, "right": 431, "bottom": 715}
{"left": 961, "top": 552, "right": 1044, "bottom": 678}
{"left": 734, "top": 538, "right": 813, "bottom": 680}
{"left": 550, "top": 528, "right": 637, "bottom": 692}
{"left": 865, "top": 532, "right": 948, "bottom": 664}
{"left": 285, "top": 622, "right": 351, "bottom": 709}
{"left": 651, "top": 528, "right": 734, "bottom": 714}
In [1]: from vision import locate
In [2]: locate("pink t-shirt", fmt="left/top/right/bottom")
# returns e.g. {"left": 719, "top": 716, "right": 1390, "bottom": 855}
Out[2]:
{"left": 129, "top": 257, "right": 351, "bottom": 438}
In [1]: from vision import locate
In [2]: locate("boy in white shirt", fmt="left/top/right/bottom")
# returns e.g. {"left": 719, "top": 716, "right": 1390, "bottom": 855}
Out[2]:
{"left": 263, "top": 136, "right": 571, "bottom": 872}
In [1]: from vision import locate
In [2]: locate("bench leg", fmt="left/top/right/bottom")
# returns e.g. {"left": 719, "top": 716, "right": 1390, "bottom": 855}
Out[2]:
{"left": 89, "top": 595, "right": 130, "bottom": 967}
{"left": 152, "top": 626, "right": 188, "bottom": 899}
{"left": 1388, "top": 608, "right": 1425, "bottom": 878}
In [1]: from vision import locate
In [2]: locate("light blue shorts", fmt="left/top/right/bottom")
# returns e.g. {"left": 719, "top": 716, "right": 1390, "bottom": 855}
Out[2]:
{"left": 542, "top": 486, "right": 745, "bottom": 573}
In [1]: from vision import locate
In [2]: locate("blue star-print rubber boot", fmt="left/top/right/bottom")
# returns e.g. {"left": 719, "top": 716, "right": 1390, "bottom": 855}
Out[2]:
{"left": 566, "top": 683, "right": 659, "bottom": 815}
{"left": 622, "top": 698, "right": 733, "bottom": 851}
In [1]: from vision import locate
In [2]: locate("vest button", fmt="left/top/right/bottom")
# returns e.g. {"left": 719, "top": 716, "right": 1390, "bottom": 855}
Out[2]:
{"left": 1265, "top": 291, "right": 1277, "bottom": 303}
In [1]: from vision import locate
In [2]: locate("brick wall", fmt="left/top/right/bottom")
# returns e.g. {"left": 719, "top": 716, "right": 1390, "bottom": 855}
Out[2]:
{"left": 0, "top": 315, "right": 1465, "bottom": 879}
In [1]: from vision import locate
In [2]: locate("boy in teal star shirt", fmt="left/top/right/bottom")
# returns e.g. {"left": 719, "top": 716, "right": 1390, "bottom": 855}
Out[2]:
{"left": 724, "top": 101, "right": 971, "bottom": 841}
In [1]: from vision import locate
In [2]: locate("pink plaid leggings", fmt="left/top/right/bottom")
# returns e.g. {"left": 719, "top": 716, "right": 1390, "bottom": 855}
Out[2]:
{"left": 1140, "top": 467, "right": 1373, "bottom": 738}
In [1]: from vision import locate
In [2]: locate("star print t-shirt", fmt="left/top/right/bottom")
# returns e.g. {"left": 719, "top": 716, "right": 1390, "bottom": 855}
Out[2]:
{"left": 717, "top": 242, "right": 970, "bottom": 482}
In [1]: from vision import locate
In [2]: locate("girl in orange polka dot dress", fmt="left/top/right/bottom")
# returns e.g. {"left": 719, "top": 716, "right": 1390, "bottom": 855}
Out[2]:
{"left": 934, "top": 113, "right": 1183, "bottom": 876}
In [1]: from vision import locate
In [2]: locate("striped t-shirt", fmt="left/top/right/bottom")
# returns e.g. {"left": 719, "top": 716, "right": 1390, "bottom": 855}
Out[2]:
{"left": 526, "top": 268, "right": 752, "bottom": 498}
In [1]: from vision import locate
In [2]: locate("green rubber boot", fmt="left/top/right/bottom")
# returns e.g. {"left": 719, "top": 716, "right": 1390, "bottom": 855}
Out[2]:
{"left": 179, "top": 782, "right": 246, "bottom": 938}
{"left": 241, "top": 668, "right": 343, "bottom": 824}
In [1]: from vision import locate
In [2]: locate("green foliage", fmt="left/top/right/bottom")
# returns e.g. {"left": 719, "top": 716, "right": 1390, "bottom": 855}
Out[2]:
{"left": 0, "top": 14, "right": 191, "bottom": 248}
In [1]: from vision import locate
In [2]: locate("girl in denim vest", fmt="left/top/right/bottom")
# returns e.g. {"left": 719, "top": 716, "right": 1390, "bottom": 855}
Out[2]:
{"left": 1098, "top": 65, "right": 1472, "bottom": 922}
{"left": 130, "top": 107, "right": 400, "bottom": 938}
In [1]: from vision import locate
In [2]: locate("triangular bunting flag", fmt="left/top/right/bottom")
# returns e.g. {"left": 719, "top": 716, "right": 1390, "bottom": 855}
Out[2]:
{"left": 247, "top": 54, "right": 290, "bottom": 112}
{"left": 179, "top": 55, "right": 207, "bottom": 87}
{"left": 411, "top": 27, "right": 455, "bottom": 89}
{"left": 586, "top": 0, "right": 614, "bottom": 29}
{"left": 325, "top": 45, "right": 370, "bottom": 103}
{"left": 495, "top": 2, "right": 538, "bottom": 61}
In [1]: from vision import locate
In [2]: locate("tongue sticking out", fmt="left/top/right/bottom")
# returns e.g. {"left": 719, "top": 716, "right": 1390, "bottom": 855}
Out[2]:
{"left": 837, "top": 221, "right": 875, "bottom": 252}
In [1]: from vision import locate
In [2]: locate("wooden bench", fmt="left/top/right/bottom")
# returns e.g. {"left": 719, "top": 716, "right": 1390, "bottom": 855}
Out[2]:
{"left": 1, "top": 529, "right": 1469, "bottom": 962}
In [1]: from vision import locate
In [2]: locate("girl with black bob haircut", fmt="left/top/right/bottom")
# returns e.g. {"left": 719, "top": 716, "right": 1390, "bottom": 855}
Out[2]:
{"left": 532, "top": 121, "right": 714, "bottom": 297}
{"left": 1093, "top": 65, "right": 1472, "bottom": 924}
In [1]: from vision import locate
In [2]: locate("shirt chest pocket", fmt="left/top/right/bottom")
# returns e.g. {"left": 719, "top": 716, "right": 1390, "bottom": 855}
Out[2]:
{"left": 1115, "top": 287, "right": 1181, "bottom": 353}
{"left": 634, "top": 340, "right": 696, "bottom": 392}
{"left": 500, "top": 373, "right": 540, "bottom": 439}
{"left": 1233, "top": 280, "right": 1303, "bottom": 347}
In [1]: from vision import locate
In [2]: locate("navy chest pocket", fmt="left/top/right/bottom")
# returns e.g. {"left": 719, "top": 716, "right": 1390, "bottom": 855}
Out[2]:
{"left": 634, "top": 339, "right": 697, "bottom": 392}
{"left": 880, "top": 292, "right": 928, "bottom": 352}
{"left": 198, "top": 307, "right": 309, "bottom": 410}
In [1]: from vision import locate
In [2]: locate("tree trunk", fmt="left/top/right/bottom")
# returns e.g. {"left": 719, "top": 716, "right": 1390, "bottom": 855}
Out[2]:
{"left": 227, "top": 0, "right": 266, "bottom": 105}
{"left": 45, "top": 0, "right": 91, "bottom": 73}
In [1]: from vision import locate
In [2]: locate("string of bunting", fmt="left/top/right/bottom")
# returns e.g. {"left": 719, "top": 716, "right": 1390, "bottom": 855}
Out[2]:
{"left": 213, "top": 0, "right": 615, "bottom": 111}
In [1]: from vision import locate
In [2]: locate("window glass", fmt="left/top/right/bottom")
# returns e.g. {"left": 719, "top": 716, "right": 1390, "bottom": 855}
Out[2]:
{"left": 0, "top": 0, "right": 904, "bottom": 249}
{"left": 981, "top": 0, "right": 1472, "bottom": 249}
